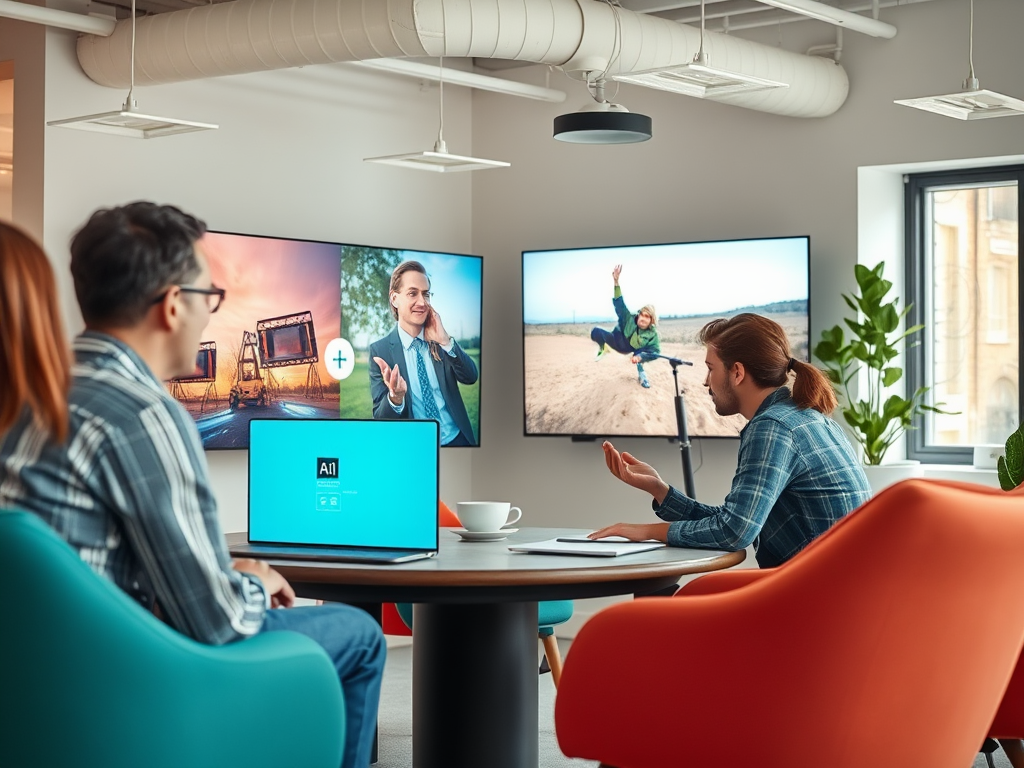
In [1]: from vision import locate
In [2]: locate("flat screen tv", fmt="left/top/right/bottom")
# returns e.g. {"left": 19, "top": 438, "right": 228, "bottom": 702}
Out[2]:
{"left": 522, "top": 236, "right": 810, "bottom": 439}
{"left": 167, "top": 232, "right": 482, "bottom": 450}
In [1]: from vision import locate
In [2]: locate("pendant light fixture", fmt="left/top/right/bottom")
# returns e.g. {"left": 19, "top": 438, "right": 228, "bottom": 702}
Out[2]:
{"left": 554, "top": 1, "right": 652, "bottom": 145}
{"left": 365, "top": 57, "right": 510, "bottom": 172}
{"left": 613, "top": 0, "right": 787, "bottom": 99}
{"left": 895, "top": 0, "right": 1024, "bottom": 120}
{"left": 47, "top": 0, "right": 217, "bottom": 138}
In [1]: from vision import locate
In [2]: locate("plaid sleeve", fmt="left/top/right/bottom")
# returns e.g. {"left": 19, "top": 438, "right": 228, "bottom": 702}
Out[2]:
{"left": 100, "top": 400, "right": 267, "bottom": 645}
{"left": 655, "top": 419, "right": 797, "bottom": 551}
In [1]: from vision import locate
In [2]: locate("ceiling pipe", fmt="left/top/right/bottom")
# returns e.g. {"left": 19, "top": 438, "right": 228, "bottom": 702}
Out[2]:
{"left": 0, "top": 0, "right": 562, "bottom": 101}
{"left": 0, "top": 0, "right": 114, "bottom": 36}
{"left": 75, "top": 0, "right": 850, "bottom": 118}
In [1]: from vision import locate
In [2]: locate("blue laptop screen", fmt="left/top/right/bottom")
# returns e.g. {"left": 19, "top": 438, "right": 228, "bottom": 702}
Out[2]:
{"left": 248, "top": 419, "right": 439, "bottom": 550}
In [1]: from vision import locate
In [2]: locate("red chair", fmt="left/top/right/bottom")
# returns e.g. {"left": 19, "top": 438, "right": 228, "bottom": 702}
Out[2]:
{"left": 555, "top": 479, "right": 1024, "bottom": 768}
{"left": 985, "top": 483, "right": 1024, "bottom": 768}
{"left": 987, "top": 660, "right": 1024, "bottom": 768}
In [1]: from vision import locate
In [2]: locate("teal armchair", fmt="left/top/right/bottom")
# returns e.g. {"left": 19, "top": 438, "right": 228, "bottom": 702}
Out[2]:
{"left": 0, "top": 510, "right": 345, "bottom": 768}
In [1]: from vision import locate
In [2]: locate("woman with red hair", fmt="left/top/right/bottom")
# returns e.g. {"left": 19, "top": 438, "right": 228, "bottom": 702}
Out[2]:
{"left": 0, "top": 222, "right": 71, "bottom": 443}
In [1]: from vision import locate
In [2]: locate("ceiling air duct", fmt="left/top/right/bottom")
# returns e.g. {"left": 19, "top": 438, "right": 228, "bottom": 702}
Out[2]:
{"left": 75, "top": 0, "right": 850, "bottom": 120}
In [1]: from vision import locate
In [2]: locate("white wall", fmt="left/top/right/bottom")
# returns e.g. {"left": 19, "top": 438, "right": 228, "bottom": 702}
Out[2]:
{"left": 33, "top": 16, "right": 480, "bottom": 533}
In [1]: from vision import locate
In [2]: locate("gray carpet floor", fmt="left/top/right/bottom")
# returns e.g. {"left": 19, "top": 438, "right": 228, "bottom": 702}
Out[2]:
{"left": 372, "top": 641, "right": 1015, "bottom": 768}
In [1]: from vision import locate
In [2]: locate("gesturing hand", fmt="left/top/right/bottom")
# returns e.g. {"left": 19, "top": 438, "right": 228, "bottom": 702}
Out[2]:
{"left": 423, "top": 309, "right": 451, "bottom": 347}
{"left": 373, "top": 357, "right": 408, "bottom": 405}
{"left": 612, "top": 264, "right": 622, "bottom": 285}
{"left": 602, "top": 441, "right": 670, "bottom": 504}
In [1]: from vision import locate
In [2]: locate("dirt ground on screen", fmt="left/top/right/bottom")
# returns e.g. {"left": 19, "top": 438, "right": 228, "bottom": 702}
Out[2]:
{"left": 524, "top": 313, "right": 808, "bottom": 437}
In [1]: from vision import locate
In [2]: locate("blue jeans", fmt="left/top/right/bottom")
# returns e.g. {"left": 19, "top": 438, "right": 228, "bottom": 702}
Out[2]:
{"left": 590, "top": 326, "right": 634, "bottom": 355}
{"left": 590, "top": 327, "right": 646, "bottom": 372}
{"left": 260, "top": 604, "right": 386, "bottom": 768}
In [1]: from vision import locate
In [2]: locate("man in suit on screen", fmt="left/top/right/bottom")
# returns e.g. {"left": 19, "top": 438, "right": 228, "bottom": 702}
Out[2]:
{"left": 369, "top": 260, "right": 479, "bottom": 446}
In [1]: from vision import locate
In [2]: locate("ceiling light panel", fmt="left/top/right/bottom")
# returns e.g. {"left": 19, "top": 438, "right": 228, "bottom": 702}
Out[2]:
{"left": 47, "top": 108, "right": 219, "bottom": 138}
{"left": 614, "top": 62, "right": 788, "bottom": 99}
{"left": 363, "top": 150, "right": 511, "bottom": 172}
{"left": 894, "top": 89, "right": 1024, "bottom": 120}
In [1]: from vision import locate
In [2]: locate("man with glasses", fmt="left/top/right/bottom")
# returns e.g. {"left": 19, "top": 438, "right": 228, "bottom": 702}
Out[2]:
{"left": 0, "top": 202, "right": 384, "bottom": 768}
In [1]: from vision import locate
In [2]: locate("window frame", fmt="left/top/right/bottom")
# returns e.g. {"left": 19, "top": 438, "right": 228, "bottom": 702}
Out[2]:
{"left": 904, "top": 164, "right": 1024, "bottom": 464}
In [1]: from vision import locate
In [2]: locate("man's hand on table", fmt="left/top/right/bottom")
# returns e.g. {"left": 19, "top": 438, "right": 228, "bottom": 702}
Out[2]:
{"left": 587, "top": 522, "right": 670, "bottom": 543}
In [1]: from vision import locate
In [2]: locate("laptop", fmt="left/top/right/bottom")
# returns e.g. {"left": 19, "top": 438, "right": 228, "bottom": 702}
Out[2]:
{"left": 230, "top": 418, "right": 439, "bottom": 564}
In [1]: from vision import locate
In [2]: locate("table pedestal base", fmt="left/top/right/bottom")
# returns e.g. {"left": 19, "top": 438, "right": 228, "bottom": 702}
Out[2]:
{"left": 413, "top": 601, "right": 539, "bottom": 768}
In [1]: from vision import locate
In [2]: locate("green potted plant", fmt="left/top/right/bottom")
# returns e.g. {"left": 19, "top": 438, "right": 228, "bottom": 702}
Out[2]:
{"left": 813, "top": 262, "right": 948, "bottom": 490}
{"left": 998, "top": 422, "right": 1024, "bottom": 491}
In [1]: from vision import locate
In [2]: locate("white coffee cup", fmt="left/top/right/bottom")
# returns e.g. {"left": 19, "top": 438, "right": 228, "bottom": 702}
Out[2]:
{"left": 457, "top": 501, "right": 522, "bottom": 533}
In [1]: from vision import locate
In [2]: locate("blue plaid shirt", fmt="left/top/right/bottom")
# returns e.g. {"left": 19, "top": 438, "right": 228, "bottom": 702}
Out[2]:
{"left": 0, "top": 332, "right": 267, "bottom": 644}
{"left": 656, "top": 387, "right": 870, "bottom": 567}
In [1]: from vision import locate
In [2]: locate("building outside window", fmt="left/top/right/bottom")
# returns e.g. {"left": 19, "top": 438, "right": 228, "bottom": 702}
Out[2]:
{"left": 905, "top": 166, "right": 1022, "bottom": 463}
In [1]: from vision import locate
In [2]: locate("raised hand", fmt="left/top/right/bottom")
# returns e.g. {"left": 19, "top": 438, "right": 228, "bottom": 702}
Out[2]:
{"left": 423, "top": 309, "right": 451, "bottom": 347}
{"left": 602, "top": 441, "right": 670, "bottom": 503}
{"left": 612, "top": 264, "right": 622, "bottom": 285}
{"left": 373, "top": 357, "right": 408, "bottom": 405}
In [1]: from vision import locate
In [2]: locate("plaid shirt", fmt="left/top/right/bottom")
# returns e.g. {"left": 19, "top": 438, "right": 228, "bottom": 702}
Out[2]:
{"left": 0, "top": 332, "right": 266, "bottom": 644}
{"left": 656, "top": 387, "right": 871, "bottom": 567}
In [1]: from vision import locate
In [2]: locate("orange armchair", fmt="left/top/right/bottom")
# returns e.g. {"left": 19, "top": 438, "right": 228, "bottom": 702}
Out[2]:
{"left": 985, "top": 483, "right": 1024, "bottom": 768}
{"left": 991, "top": 652, "right": 1024, "bottom": 740}
{"left": 555, "top": 479, "right": 1024, "bottom": 768}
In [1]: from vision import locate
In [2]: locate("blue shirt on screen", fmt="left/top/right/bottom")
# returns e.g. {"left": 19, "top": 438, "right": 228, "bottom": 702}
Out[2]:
{"left": 389, "top": 325, "right": 460, "bottom": 445}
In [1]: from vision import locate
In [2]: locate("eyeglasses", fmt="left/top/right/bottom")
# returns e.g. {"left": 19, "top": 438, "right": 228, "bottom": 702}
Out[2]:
{"left": 151, "top": 285, "right": 226, "bottom": 313}
{"left": 180, "top": 286, "right": 225, "bottom": 313}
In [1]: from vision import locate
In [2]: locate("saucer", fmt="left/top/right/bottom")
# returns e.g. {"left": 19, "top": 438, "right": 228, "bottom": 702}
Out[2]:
{"left": 450, "top": 528, "right": 518, "bottom": 542}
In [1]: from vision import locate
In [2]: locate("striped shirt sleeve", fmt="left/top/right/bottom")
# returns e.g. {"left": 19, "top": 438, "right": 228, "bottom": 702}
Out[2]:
{"left": 654, "top": 418, "right": 797, "bottom": 551}
{"left": 97, "top": 398, "right": 267, "bottom": 645}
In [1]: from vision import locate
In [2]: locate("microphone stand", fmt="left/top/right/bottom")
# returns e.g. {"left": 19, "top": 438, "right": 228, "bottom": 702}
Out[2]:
{"left": 651, "top": 354, "right": 696, "bottom": 499}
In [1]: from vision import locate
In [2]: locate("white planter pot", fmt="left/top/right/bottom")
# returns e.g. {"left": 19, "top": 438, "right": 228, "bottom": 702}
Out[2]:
{"left": 862, "top": 460, "right": 925, "bottom": 495}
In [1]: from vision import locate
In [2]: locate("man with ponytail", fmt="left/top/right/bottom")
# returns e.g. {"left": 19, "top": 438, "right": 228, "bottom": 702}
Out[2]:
{"left": 591, "top": 313, "right": 870, "bottom": 568}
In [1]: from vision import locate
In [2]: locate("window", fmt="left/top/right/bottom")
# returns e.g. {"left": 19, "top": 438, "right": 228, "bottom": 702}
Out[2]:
{"left": 905, "top": 166, "right": 1022, "bottom": 464}
{"left": 988, "top": 263, "right": 1010, "bottom": 344}
{"left": 989, "top": 186, "right": 1017, "bottom": 222}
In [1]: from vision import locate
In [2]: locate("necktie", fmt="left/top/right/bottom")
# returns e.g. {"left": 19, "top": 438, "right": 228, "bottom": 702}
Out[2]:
{"left": 413, "top": 338, "right": 441, "bottom": 422}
